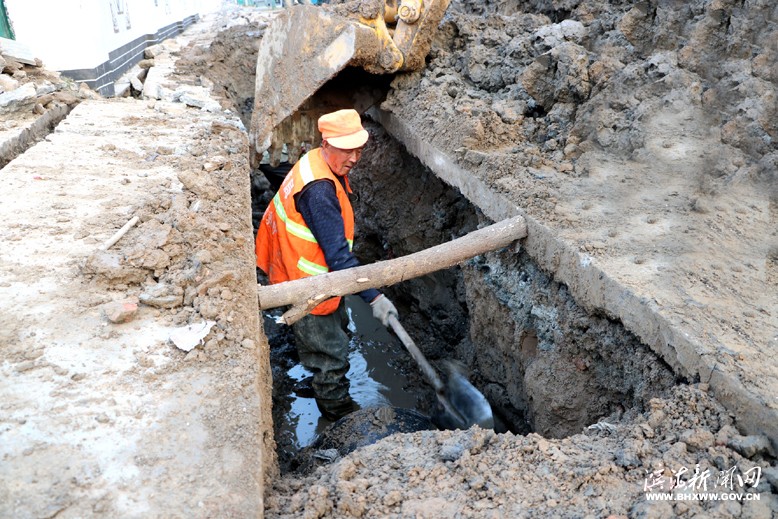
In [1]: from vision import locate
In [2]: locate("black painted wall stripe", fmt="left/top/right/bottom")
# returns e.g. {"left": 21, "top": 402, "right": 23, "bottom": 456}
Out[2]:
{"left": 60, "top": 15, "right": 199, "bottom": 97}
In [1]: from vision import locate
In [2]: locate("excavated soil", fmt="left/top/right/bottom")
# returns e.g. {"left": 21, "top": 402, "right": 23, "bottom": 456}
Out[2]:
{"left": 266, "top": 385, "right": 774, "bottom": 518}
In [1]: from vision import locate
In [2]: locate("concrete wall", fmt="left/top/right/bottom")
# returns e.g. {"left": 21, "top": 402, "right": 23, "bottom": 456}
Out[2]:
{"left": 4, "top": 0, "right": 221, "bottom": 94}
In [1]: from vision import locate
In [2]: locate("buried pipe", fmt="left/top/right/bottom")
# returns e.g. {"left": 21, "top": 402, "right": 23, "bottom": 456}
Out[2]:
{"left": 257, "top": 214, "right": 527, "bottom": 324}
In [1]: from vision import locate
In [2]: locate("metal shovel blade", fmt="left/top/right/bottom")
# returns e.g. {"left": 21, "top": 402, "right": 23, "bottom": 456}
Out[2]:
{"left": 438, "top": 362, "right": 494, "bottom": 430}
{"left": 386, "top": 315, "right": 494, "bottom": 431}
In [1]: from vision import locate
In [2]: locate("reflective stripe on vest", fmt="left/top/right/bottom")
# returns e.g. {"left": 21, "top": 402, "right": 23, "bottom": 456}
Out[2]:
{"left": 272, "top": 194, "right": 317, "bottom": 244}
{"left": 298, "top": 257, "right": 329, "bottom": 275}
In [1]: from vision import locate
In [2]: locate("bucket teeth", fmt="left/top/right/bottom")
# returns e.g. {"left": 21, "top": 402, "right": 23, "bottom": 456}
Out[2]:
{"left": 287, "top": 141, "right": 303, "bottom": 165}
{"left": 264, "top": 106, "right": 322, "bottom": 167}
{"left": 268, "top": 140, "right": 284, "bottom": 168}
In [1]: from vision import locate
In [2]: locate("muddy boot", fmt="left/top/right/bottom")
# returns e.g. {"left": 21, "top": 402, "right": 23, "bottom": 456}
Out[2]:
{"left": 316, "top": 396, "right": 359, "bottom": 422}
{"left": 292, "top": 375, "right": 315, "bottom": 398}
{"left": 292, "top": 302, "right": 354, "bottom": 415}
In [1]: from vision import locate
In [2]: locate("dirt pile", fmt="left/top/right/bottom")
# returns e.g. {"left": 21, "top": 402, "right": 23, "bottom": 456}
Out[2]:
{"left": 384, "top": 1, "right": 777, "bottom": 217}
{"left": 266, "top": 385, "right": 776, "bottom": 518}
{"left": 399, "top": 0, "right": 777, "bottom": 180}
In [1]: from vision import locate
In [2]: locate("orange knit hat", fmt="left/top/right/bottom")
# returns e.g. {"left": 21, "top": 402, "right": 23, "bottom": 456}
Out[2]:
{"left": 318, "top": 109, "right": 369, "bottom": 149}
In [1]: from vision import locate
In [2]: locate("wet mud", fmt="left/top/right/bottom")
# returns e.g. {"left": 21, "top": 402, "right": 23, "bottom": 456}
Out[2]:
{"left": 265, "top": 296, "right": 431, "bottom": 474}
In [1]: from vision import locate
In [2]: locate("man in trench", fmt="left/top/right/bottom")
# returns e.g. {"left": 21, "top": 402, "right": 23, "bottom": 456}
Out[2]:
{"left": 255, "top": 109, "right": 399, "bottom": 421}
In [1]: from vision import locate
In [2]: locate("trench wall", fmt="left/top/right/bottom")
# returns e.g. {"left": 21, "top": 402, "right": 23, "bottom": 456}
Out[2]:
{"left": 462, "top": 251, "right": 677, "bottom": 436}
{"left": 353, "top": 123, "right": 676, "bottom": 435}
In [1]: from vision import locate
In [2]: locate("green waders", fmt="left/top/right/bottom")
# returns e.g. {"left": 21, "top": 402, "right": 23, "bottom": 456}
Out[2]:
{"left": 291, "top": 300, "right": 358, "bottom": 421}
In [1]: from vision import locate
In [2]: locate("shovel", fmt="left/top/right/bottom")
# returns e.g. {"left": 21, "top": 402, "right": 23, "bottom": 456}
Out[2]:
{"left": 386, "top": 314, "right": 494, "bottom": 430}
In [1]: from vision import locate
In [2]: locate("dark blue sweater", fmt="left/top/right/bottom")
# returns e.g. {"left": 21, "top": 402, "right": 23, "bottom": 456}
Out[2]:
{"left": 295, "top": 178, "right": 380, "bottom": 305}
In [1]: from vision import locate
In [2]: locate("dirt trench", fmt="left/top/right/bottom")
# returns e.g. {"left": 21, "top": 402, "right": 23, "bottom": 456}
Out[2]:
{"left": 187, "top": 1, "right": 777, "bottom": 517}
{"left": 206, "top": 13, "right": 682, "bottom": 458}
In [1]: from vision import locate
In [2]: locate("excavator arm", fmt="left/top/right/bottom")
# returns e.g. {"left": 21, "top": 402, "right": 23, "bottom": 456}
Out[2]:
{"left": 249, "top": 0, "right": 451, "bottom": 168}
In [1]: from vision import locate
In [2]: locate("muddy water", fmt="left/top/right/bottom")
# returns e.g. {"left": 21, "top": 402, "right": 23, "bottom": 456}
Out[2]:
{"left": 274, "top": 296, "right": 422, "bottom": 456}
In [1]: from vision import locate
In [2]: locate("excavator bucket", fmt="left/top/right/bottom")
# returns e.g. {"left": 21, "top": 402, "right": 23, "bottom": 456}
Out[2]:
{"left": 249, "top": 0, "right": 451, "bottom": 168}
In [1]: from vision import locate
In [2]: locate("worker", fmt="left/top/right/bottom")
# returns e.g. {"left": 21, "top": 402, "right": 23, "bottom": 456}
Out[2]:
{"left": 255, "top": 109, "right": 399, "bottom": 421}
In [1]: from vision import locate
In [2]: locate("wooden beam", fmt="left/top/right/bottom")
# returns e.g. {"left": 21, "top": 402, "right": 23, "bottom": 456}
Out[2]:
{"left": 257, "top": 215, "right": 527, "bottom": 324}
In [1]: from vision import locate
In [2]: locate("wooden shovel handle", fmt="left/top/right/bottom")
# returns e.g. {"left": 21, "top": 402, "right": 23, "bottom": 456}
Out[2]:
{"left": 386, "top": 314, "right": 444, "bottom": 393}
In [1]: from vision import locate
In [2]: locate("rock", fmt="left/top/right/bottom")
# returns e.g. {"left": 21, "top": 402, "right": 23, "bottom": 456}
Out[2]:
{"left": 0, "top": 73, "right": 19, "bottom": 92}
{"left": 197, "top": 301, "right": 221, "bottom": 320}
{"left": 521, "top": 42, "right": 589, "bottom": 110}
{"left": 614, "top": 447, "right": 642, "bottom": 468}
{"left": 140, "top": 249, "right": 170, "bottom": 270}
{"left": 492, "top": 99, "right": 525, "bottom": 124}
{"left": 0, "top": 82, "right": 36, "bottom": 109}
{"left": 139, "top": 283, "right": 184, "bottom": 309}
{"left": 647, "top": 409, "right": 666, "bottom": 429}
{"left": 14, "top": 360, "right": 35, "bottom": 373}
{"left": 1, "top": 57, "right": 22, "bottom": 72}
{"left": 82, "top": 250, "right": 147, "bottom": 284}
{"left": 78, "top": 82, "right": 101, "bottom": 100}
{"left": 23, "top": 349, "right": 43, "bottom": 360}
{"left": 35, "top": 82, "right": 56, "bottom": 96}
{"left": 727, "top": 434, "right": 772, "bottom": 459}
{"left": 39, "top": 91, "right": 79, "bottom": 108}
{"left": 533, "top": 20, "right": 586, "bottom": 49}
{"left": 439, "top": 441, "right": 464, "bottom": 462}
{"left": 619, "top": 3, "right": 651, "bottom": 47}
{"left": 138, "top": 59, "right": 155, "bottom": 69}
{"left": 0, "top": 38, "right": 38, "bottom": 65}
{"left": 203, "top": 155, "right": 227, "bottom": 171}
{"left": 174, "top": 86, "right": 221, "bottom": 112}
{"left": 178, "top": 170, "right": 219, "bottom": 200}
{"left": 130, "top": 76, "right": 144, "bottom": 92}
{"left": 101, "top": 300, "right": 139, "bottom": 323}
{"left": 691, "top": 197, "right": 712, "bottom": 214}
{"left": 520, "top": 63, "right": 554, "bottom": 112}
{"left": 715, "top": 424, "right": 739, "bottom": 445}
{"left": 199, "top": 75, "right": 214, "bottom": 90}
{"left": 144, "top": 44, "right": 164, "bottom": 59}
{"left": 551, "top": 42, "right": 591, "bottom": 103}
{"left": 679, "top": 428, "right": 714, "bottom": 452}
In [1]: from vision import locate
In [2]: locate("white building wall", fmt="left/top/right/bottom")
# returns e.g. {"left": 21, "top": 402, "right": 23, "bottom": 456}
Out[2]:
{"left": 4, "top": 0, "right": 221, "bottom": 72}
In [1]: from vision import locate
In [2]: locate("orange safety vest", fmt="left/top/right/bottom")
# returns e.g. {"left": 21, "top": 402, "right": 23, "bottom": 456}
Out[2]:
{"left": 255, "top": 148, "right": 355, "bottom": 316}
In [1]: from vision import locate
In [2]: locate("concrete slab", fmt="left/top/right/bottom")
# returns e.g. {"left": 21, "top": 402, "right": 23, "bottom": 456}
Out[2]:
{"left": 0, "top": 37, "right": 38, "bottom": 66}
{"left": 0, "top": 9, "right": 272, "bottom": 515}
{"left": 0, "top": 96, "right": 268, "bottom": 518}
